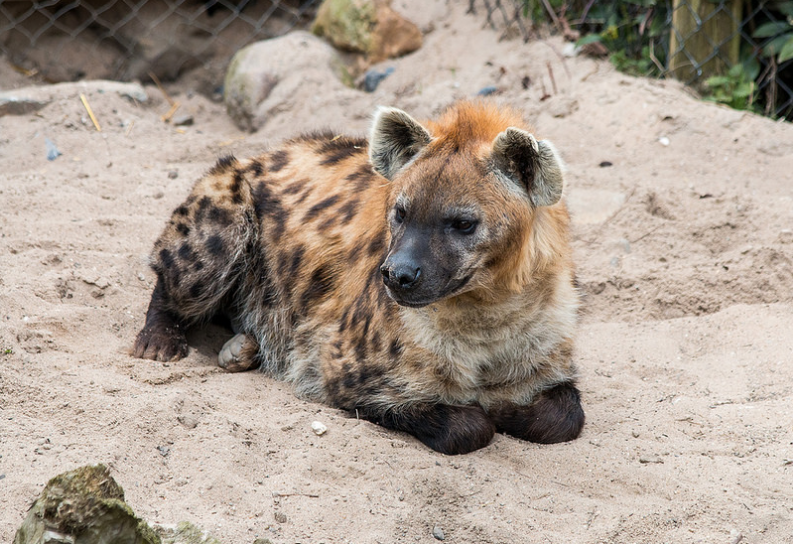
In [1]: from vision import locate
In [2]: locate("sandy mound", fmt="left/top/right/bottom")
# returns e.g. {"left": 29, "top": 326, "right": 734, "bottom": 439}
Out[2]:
{"left": 2, "top": 2, "right": 792, "bottom": 543}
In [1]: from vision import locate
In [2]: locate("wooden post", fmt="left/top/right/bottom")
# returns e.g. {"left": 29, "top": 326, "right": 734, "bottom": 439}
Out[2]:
{"left": 668, "top": 0, "right": 743, "bottom": 83}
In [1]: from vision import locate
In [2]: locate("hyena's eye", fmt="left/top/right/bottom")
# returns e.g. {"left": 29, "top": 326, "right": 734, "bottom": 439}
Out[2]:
{"left": 394, "top": 206, "right": 407, "bottom": 223}
{"left": 451, "top": 219, "right": 477, "bottom": 234}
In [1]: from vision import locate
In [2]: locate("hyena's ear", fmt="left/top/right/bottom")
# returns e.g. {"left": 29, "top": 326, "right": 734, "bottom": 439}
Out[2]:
{"left": 369, "top": 106, "right": 432, "bottom": 180}
{"left": 491, "top": 127, "right": 565, "bottom": 207}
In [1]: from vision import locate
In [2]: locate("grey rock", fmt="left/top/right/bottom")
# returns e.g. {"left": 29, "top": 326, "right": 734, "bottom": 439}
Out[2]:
{"left": 45, "top": 138, "right": 62, "bottom": 161}
{"left": 223, "top": 31, "right": 351, "bottom": 132}
{"left": 0, "top": 81, "right": 147, "bottom": 119}
{"left": 362, "top": 66, "right": 394, "bottom": 92}
{"left": 432, "top": 525, "right": 445, "bottom": 540}
{"left": 172, "top": 114, "right": 194, "bottom": 126}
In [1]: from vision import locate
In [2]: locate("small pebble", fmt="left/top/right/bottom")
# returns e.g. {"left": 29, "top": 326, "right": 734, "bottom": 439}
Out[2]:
{"left": 274, "top": 511, "right": 287, "bottom": 524}
{"left": 639, "top": 456, "right": 663, "bottom": 464}
{"left": 45, "top": 138, "right": 61, "bottom": 161}
{"left": 658, "top": 136, "right": 670, "bottom": 146}
{"left": 311, "top": 421, "right": 327, "bottom": 436}
{"left": 157, "top": 445, "right": 170, "bottom": 457}
{"left": 632, "top": 430, "right": 640, "bottom": 438}
{"left": 599, "top": 160, "right": 613, "bottom": 167}
{"left": 476, "top": 85, "right": 498, "bottom": 96}
{"left": 173, "top": 114, "right": 194, "bottom": 126}
{"left": 168, "top": 170, "right": 179, "bottom": 179}
{"left": 432, "top": 526, "right": 445, "bottom": 541}
{"left": 362, "top": 67, "right": 395, "bottom": 92}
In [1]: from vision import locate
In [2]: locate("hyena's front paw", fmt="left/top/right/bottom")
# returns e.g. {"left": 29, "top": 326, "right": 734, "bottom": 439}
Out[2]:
{"left": 218, "top": 333, "right": 259, "bottom": 372}
{"left": 490, "top": 382, "right": 585, "bottom": 444}
{"left": 132, "top": 323, "right": 188, "bottom": 362}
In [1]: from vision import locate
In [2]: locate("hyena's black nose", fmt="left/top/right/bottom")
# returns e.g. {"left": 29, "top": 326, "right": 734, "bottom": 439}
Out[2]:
{"left": 381, "top": 262, "right": 421, "bottom": 290}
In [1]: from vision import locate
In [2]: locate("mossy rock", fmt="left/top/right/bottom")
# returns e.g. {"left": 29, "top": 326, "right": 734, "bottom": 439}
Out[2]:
{"left": 312, "top": 0, "right": 422, "bottom": 63}
{"left": 13, "top": 465, "right": 160, "bottom": 544}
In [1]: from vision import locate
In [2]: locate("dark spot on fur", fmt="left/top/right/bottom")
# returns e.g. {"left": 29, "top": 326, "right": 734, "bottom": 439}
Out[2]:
{"left": 209, "top": 155, "right": 238, "bottom": 175}
{"left": 178, "top": 242, "right": 195, "bottom": 261}
{"left": 194, "top": 196, "right": 212, "bottom": 223}
{"left": 194, "top": 261, "right": 204, "bottom": 271}
{"left": 318, "top": 215, "right": 338, "bottom": 231}
{"left": 339, "top": 306, "right": 351, "bottom": 333}
{"left": 269, "top": 150, "right": 289, "bottom": 173}
{"left": 346, "top": 163, "right": 375, "bottom": 192}
{"left": 289, "top": 246, "right": 305, "bottom": 278}
{"left": 349, "top": 239, "right": 367, "bottom": 261}
{"left": 230, "top": 169, "right": 244, "bottom": 204}
{"left": 159, "top": 248, "right": 175, "bottom": 270}
{"left": 371, "top": 331, "right": 382, "bottom": 353}
{"left": 205, "top": 235, "right": 225, "bottom": 256}
{"left": 320, "top": 138, "right": 365, "bottom": 166}
{"left": 175, "top": 206, "right": 189, "bottom": 217}
{"left": 338, "top": 199, "right": 359, "bottom": 225}
{"left": 299, "top": 265, "right": 335, "bottom": 314}
{"left": 208, "top": 206, "right": 232, "bottom": 227}
{"left": 343, "top": 368, "right": 357, "bottom": 389}
{"left": 389, "top": 338, "right": 403, "bottom": 360}
{"left": 281, "top": 179, "right": 307, "bottom": 195}
{"left": 176, "top": 223, "right": 190, "bottom": 236}
{"left": 247, "top": 159, "right": 264, "bottom": 176}
{"left": 253, "top": 180, "right": 288, "bottom": 242}
{"left": 367, "top": 236, "right": 385, "bottom": 257}
{"left": 572, "top": 274, "right": 580, "bottom": 290}
{"left": 304, "top": 195, "right": 340, "bottom": 221}
{"left": 189, "top": 280, "right": 204, "bottom": 299}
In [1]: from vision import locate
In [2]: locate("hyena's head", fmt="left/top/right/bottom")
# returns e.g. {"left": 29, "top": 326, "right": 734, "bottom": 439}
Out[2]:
{"left": 369, "top": 102, "right": 568, "bottom": 308}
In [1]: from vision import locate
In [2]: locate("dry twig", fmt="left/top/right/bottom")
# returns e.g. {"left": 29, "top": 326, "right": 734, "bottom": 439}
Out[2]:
{"left": 79, "top": 93, "right": 101, "bottom": 132}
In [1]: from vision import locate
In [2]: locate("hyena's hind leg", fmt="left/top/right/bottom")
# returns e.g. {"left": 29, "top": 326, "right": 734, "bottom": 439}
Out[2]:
{"left": 133, "top": 156, "right": 257, "bottom": 363}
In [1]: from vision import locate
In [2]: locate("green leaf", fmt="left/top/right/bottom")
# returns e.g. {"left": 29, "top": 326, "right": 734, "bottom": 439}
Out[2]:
{"left": 705, "top": 75, "right": 730, "bottom": 88}
{"left": 778, "top": 1, "right": 793, "bottom": 18}
{"left": 763, "top": 32, "right": 793, "bottom": 56}
{"left": 728, "top": 63, "right": 745, "bottom": 78}
{"left": 779, "top": 36, "right": 793, "bottom": 63}
{"left": 733, "top": 82, "right": 753, "bottom": 98}
{"left": 576, "top": 33, "right": 603, "bottom": 46}
{"left": 753, "top": 21, "right": 791, "bottom": 39}
{"left": 743, "top": 58, "right": 761, "bottom": 82}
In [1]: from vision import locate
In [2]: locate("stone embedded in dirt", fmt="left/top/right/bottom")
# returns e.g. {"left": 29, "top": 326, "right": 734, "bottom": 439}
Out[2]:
{"left": 45, "top": 138, "right": 62, "bottom": 161}
{"left": 13, "top": 464, "right": 160, "bottom": 544}
{"left": 0, "top": 81, "right": 147, "bottom": 119}
{"left": 172, "top": 115, "right": 194, "bottom": 127}
{"left": 432, "top": 525, "right": 445, "bottom": 540}
{"left": 311, "top": 0, "right": 422, "bottom": 63}
{"left": 361, "top": 66, "right": 395, "bottom": 92}
{"left": 223, "top": 31, "right": 351, "bottom": 132}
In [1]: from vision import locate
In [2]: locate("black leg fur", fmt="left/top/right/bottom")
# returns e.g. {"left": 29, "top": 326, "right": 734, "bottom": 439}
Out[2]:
{"left": 362, "top": 403, "right": 496, "bottom": 455}
{"left": 489, "top": 382, "right": 584, "bottom": 444}
{"left": 132, "top": 278, "right": 189, "bottom": 362}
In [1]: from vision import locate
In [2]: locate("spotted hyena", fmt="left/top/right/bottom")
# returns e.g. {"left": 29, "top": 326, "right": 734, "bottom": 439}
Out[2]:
{"left": 133, "top": 101, "right": 584, "bottom": 454}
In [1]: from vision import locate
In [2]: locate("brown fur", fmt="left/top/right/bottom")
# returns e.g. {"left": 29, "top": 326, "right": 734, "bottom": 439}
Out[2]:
{"left": 133, "top": 101, "right": 584, "bottom": 454}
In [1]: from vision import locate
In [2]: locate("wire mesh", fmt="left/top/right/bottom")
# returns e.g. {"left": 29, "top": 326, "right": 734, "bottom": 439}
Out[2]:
{"left": 0, "top": 0, "right": 791, "bottom": 119}
{"left": 0, "top": 0, "right": 318, "bottom": 88}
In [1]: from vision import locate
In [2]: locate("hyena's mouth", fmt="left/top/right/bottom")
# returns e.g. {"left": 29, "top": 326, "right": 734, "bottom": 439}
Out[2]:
{"left": 386, "top": 273, "right": 474, "bottom": 308}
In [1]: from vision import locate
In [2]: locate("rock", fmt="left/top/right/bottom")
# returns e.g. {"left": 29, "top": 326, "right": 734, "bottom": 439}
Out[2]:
{"left": 476, "top": 86, "right": 498, "bottom": 96}
{"left": 312, "top": 0, "right": 422, "bottom": 63}
{"left": 361, "top": 66, "right": 395, "bottom": 92}
{"left": 45, "top": 138, "right": 62, "bottom": 161}
{"left": 172, "top": 115, "right": 194, "bottom": 127}
{"left": 0, "top": 81, "right": 147, "bottom": 119}
{"left": 223, "top": 31, "right": 353, "bottom": 132}
{"left": 311, "top": 421, "right": 328, "bottom": 436}
{"left": 13, "top": 464, "right": 160, "bottom": 544}
{"left": 432, "top": 526, "right": 445, "bottom": 541}
{"left": 0, "top": 95, "right": 51, "bottom": 116}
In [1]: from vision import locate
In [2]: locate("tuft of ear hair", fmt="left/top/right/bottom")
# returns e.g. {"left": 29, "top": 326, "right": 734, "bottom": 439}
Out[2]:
{"left": 491, "top": 127, "right": 565, "bottom": 207}
{"left": 369, "top": 106, "right": 432, "bottom": 180}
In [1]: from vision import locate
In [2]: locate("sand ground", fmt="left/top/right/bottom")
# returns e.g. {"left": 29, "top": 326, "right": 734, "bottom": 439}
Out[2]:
{"left": 2, "top": 2, "right": 792, "bottom": 543}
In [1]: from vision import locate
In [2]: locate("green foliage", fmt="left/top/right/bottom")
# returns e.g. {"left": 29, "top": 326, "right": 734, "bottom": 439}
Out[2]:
{"left": 704, "top": 60, "right": 760, "bottom": 111}
{"left": 753, "top": 12, "right": 793, "bottom": 64}
{"left": 2, "top": 347, "right": 12, "bottom": 355}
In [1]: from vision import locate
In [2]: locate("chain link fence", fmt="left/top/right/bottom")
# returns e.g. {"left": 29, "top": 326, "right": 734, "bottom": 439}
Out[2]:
{"left": 0, "top": 0, "right": 318, "bottom": 91}
{"left": 1, "top": 0, "right": 792, "bottom": 119}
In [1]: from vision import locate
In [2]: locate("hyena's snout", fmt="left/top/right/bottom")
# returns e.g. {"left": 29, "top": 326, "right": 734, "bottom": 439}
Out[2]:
{"left": 380, "top": 256, "right": 421, "bottom": 292}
